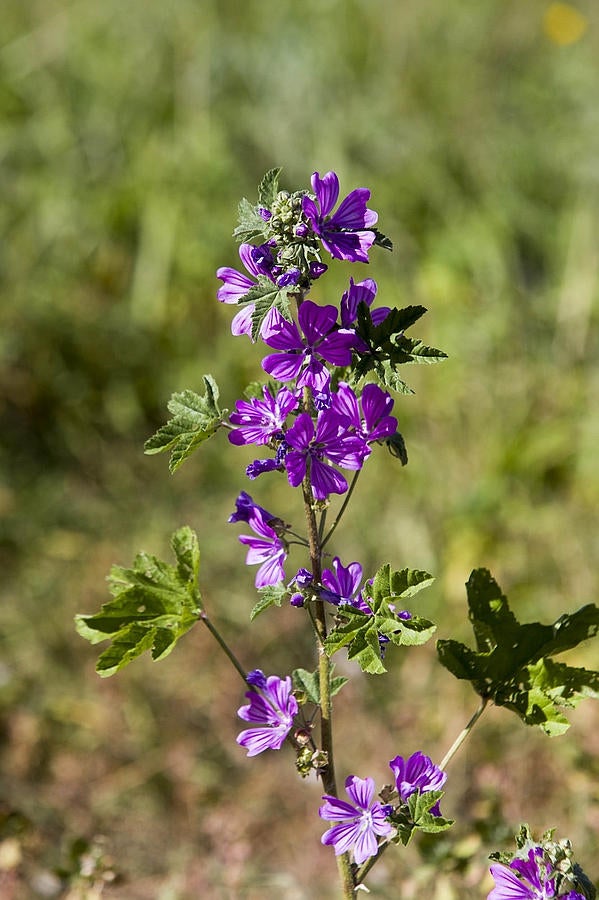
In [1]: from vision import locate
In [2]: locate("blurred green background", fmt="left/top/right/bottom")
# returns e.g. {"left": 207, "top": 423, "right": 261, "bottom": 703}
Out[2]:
{"left": 1, "top": 0, "right": 598, "bottom": 897}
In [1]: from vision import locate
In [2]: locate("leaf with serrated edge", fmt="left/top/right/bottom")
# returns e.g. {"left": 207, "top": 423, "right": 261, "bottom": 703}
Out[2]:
{"left": 233, "top": 197, "right": 267, "bottom": 242}
{"left": 144, "top": 376, "right": 224, "bottom": 473}
{"left": 258, "top": 168, "right": 282, "bottom": 207}
{"left": 249, "top": 582, "right": 288, "bottom": 621}
{"left": 75, "top": 527, "right": 202, "bottom": 676}
{"left": 292, "top": 667, "right": 348, "bottom": 704}
{"left": 437, "top": 567, "right": 599, "bottom": 733}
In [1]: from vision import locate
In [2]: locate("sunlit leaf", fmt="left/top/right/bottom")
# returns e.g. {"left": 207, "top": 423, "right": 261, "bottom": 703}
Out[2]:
{"left": 144, "top": 375, "right": 224, "bottom": 473}
{"left": 76, "top": 527, "right": 202, "bottom": 676}
{"left": 437, "top": 568, "right": 599, "bottom": 734}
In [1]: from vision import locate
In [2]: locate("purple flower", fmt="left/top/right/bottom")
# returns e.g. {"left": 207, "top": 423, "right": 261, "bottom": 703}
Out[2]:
{"left": 217, "top": 242, "right": 278, "bottom": 338}
{"left": 228, "top": 386, "right": 298, "bottom": 446}
{"left": 389, "top": 751, "right": 446, "bottom": 815}
{"left": 284, "top": 410, "right": 369, "bottom": 500}
{"left": 261, "top": 301, "right": 357, "bottom": 399}
{"left": 488, "top": 848, "right": 560, "bottom": 900}
{"left": 320, "top": 775, "right": 393, "bottom": 865}
{"left": 289, "top": 567, "right": 314, "bottom": 607}
{"left": 340, "top": 277, "right": 390, "bottom": 328}
{"left": 302, "top": 171, "right": 378, "bottom": 263}
{"left": 321, "top": 557, "right": 370, "bottom": 612}
{"left": 331, "top": 382, "right": 398, "bottom": 443}
{"left": 228, "top": 491, "right": 287, "bottom": 587}
{"left": 237, "top": 670, "right": 298, "bottom": 757}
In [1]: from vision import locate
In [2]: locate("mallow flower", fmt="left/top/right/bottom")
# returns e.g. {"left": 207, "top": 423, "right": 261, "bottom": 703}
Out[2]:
{"left": 389, "top": 751, "right": 447, "bottom": 816}
{"left": 319, "top": 775, "right": 393, "bottom": 865}
{"left": 489, "top": 849, "right": 556, "bottom": 900}
{"left": 340, "top": 277, "right": 390, "bottom": 328}
{"left": 284, "top": 409, "right": 369, "bottom": 500}
{"left": 237, "top": 669, "right": 298, "bottom": 757}
{"left": 261, "top": 301, "right": 357, "bottom": 399}
{"left": 228, "top": 385, "right": 298, "bottom": 446}
{"left": 320, "top": 557, "right": 370, "bottom": 612}
{"left": 302, "top": 171, "right": 378, "bottom": 263}
{"left": 331, "top": 381, "right": 398, "bottom": 444}
{"left": 228, "top": 491, "right": 288, "bottom": 587}
{"left": 217, "top": 242, "right": 278, "bottom": 338}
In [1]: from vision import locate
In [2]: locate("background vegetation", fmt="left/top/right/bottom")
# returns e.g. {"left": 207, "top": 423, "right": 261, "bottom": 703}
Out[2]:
{"left": 1, "top": 1, "right": 598, "bottom": 897}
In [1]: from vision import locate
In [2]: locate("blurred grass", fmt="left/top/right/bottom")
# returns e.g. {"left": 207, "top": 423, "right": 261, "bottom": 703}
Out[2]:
{"left": 0, "top": 0, "right": 598, "bottom": 896}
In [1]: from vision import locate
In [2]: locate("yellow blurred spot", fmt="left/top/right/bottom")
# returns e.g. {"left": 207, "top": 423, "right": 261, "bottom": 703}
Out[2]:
{"left": 543, "top": 3, "right": 588, "bottom": 45}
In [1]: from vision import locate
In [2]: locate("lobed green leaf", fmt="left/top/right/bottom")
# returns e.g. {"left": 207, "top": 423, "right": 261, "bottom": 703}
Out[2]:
{"left": 437, "top": 568, "right": 599, "bottom": 734}
{"left": 233, "top": 197, "right": 267, "bottom": 242}
{"left": 258, "top": 167, "right": 282, "bottom": 208}
{"left": 291, "top": 666, "right": 348, "bottom": 705}
{"left": 75, "top": 527, "right": 202, "bottom": 676}
{"left": 250, "top": 582, "right": 289, "bottom": 621}
{"left": 144, "top": 375, "right": 224, "bottom": 473}
{"left": 324, "top": 565, "right": 436, "bottom": 674}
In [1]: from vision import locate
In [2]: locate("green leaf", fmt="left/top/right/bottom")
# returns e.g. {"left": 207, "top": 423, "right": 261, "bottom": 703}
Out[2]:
{"left": 249, "top": 582, "right": 289, "bottom": 621}
{"left": 144, "top": 375, "right": 224, "bottom": 473}
{"left": 75, "top": 527, "right": 202, "bottom": 677}
{"left": 258, "top": 167, "right": 282, "bottom": 208}
{"left": 392, "top": 790, "right": 453, "bottom": 845}
{"left": 324, "top": 565, "right": 436, "bottom": 674}
{"left": 292, "top": 667, "right": 348, "bottom": 704}
{"left": 407, "top": 790, "right": 453, "bottom": 834}
{"left": 394, "top": 337, "right": 448, "bottom": 364}
{"left": 437, "top": 568, "right": 599, "bottom": 734}
{"left": 233, "top": 197, "right": 267, "bottom": 242}
{"left": 232, "top": 276, "right": 292, "bottom": 342}
{"left": 351, "top": 303, "right": 446, "bottom": 392}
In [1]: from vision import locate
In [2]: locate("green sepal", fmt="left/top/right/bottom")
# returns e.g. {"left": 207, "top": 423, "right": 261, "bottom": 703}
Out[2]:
{"left": 437, "top": 568, "right": 599, "bottom": 734}
{"left": 392, "top": 790, "right": 453, "bottom": 846}
{"left": 233, "top": 197, "right": 268, "bottom": 242}
{"left": 258, "top": 167, "right": 282, "bottom": 208}
{"left": 292, "top": 666, "right": 348, "bottom": 705}
{"left": 144, "top": 375, "right": 224, "bottom": 473}
{"left": 249, "top": 582, "right": 289, "bottom": 621}
{"left": 75, "top": 527, "right": 202, "bottom": 677}
{"left": 324, "top": 565, "right": 436, "bottom": 674}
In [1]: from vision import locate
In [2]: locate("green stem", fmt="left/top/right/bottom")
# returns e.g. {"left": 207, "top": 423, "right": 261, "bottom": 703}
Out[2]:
{"left": 439, "top": 696, "right": 488, "bottom": 770}
{"left": 199, "top": 611, "right": 248, "bottom": 685}
{"left": 321, "top": 471, "right": 361, "bottom": 549}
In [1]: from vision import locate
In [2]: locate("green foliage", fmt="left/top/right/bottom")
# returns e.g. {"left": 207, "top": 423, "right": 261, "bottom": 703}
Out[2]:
{"left": 351, "top": 304, "right": 447, "bottom": 393}
{"left": 292, "top": 667, "right": 348, "bottom": 705}
{"left": 324, "top": 565, "right": 436, "bottom": 674}
{"left": 250, "top": 582, "right": 290, "bottom": 621}
{"left": 144, "top": 376, "right": 224, "bottom": 473}
{"left": 233, "top": 197, "right": 268, "bottom": 243}
{"left": 75, "top": 527, "right": 202, "bottom": 677}
{"left": 393, "top": 791, "right": 454, "bottom": 846}
{"left": 258, "top": 168, "right": 283, "bottom": 208}
{"left": 437, "top": 569, "right": 599, "bottom": 735}
{"left": 238, "top": 277, "right": 293, "bottom": 341}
